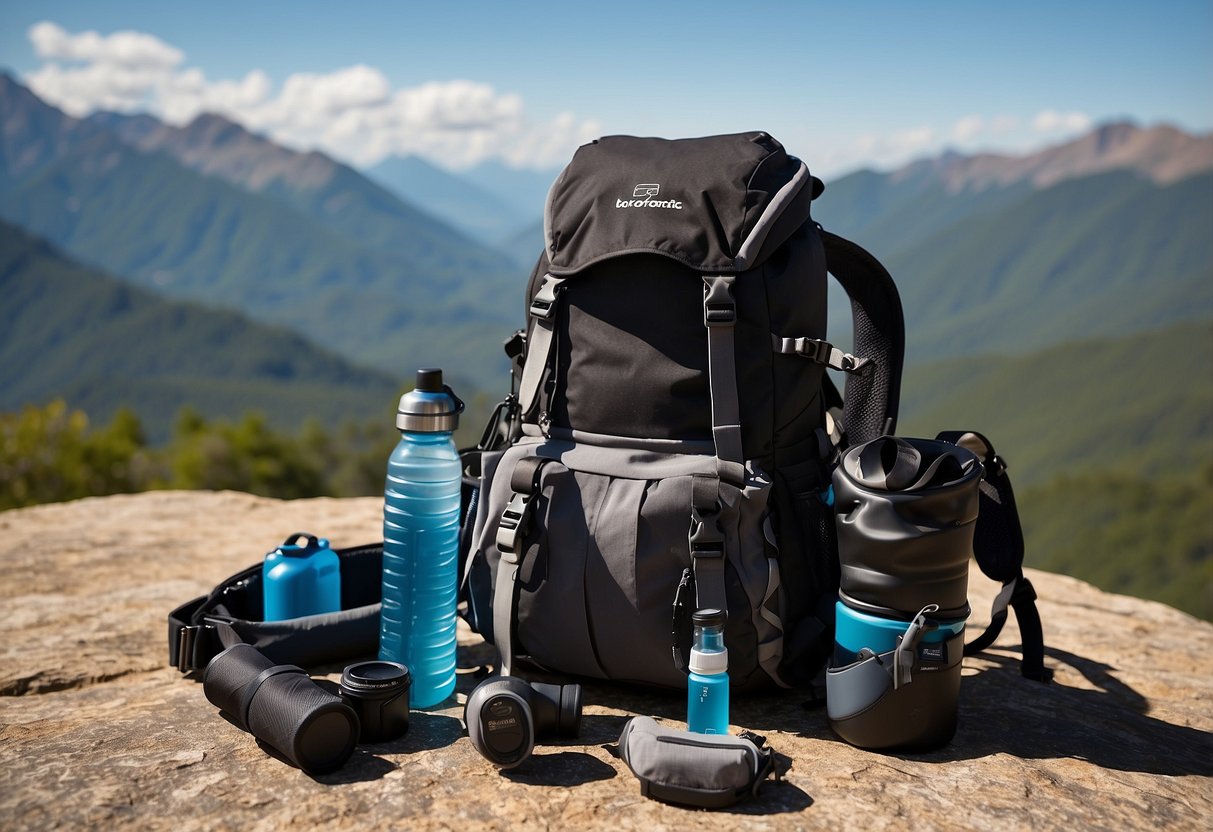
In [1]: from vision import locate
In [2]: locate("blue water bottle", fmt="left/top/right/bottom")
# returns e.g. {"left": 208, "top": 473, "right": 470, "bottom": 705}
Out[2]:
{"left": 687, "top": 608, "right": 730, "bottom": 734}
{"left": 381, "top": 368, "right": 464, "bottom": 708}
{"left": 262, "top": 533, "right": 341, "bottom": 621}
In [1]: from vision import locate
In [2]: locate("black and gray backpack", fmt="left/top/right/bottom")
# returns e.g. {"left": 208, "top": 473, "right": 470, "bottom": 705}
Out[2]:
{"left": 460, "top": 132, "right": 905, "bottom": 689}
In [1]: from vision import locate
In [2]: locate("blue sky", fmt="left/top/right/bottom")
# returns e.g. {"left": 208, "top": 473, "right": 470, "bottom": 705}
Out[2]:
{"left": 2, "top": 1, "right": 1210, "bottom": 175}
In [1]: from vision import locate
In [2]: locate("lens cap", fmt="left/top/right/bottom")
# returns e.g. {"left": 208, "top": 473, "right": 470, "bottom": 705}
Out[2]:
{"left": 340, "top": 661, "right": 411, "bottom": 744}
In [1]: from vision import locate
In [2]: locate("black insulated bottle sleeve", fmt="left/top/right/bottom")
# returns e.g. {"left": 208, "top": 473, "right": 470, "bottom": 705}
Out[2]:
{"left": 203, "top": 643, "right": 359, "bottom": 775}
{"left": 833, "top": 437, "right": 982, "bottom": 618}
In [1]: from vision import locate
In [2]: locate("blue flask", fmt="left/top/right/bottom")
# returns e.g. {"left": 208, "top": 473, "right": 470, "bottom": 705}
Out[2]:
{"left": 687, "top": 608, "right": 730, "bottom": 734}
{"left": 262, "top": 533, "right": 341, "bottom": 621}
{"left": 381, "top": 368, "right": 464, "bottom": 708}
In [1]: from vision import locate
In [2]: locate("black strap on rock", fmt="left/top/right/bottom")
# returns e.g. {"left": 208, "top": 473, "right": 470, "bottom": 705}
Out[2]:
{"left": 936, "top": 431, "right": 1052, "bottom": 682}
{"left": 167, "top": 543, "right": 383, "bottom": 675}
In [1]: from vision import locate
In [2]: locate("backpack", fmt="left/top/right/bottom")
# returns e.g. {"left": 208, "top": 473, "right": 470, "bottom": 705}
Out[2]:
{"left": 459, "top": 132, "right": 904, "bottom": 689}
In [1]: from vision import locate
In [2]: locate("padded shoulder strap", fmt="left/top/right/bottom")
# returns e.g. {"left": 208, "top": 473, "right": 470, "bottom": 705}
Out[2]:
{"left": 936, "top": 431, "right": 1052, "bottom": 683}
{"left": 821, "top": 230, "right": 905, "bottom": 446}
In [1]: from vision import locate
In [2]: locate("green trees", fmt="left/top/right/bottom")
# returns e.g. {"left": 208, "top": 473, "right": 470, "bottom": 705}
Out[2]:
{"left": 4, "top": 398, "right": 1210, "bottom": 622}
{"left": 0, "top": 400, "right": 398, "bottom": 510}
{"left": 1020, "top": 467, "right": 1213, "bottom": 621}
{"left": 0, "top": 401, "right": 153, "bottom": 509}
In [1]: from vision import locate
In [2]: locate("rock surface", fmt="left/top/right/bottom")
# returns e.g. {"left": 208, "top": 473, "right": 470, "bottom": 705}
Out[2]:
{"left": 1, "top": 490, "right": 1211, "bottom": 830}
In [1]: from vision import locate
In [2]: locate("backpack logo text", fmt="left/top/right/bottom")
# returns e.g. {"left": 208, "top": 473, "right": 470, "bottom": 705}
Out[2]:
{"left": 616, "top": 183, "right": 683, "bottom": 210}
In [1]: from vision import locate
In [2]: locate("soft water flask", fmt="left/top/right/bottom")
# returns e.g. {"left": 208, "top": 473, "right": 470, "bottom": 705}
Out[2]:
{"left": 381, "top": 368, "right": 463, "bottom": 708}
{"left": 687, "top": 608, "right": 730, "bottom": 734}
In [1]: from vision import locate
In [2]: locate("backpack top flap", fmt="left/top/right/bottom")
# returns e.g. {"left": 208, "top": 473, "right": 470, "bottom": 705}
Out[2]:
{"left": 544, "top": 132, "right": 816, "bottom": 275}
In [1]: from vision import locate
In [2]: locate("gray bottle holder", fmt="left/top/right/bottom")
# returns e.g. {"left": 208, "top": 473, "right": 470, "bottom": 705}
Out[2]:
{"left": 825, "top": 607, "right": 966, "bottom": 751}
{"left": 617, "top": 716, "right": 776, "bottom": 809}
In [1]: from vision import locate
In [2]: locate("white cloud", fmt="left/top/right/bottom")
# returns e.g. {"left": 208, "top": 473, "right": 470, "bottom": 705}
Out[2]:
{"left": 1032, "top": 109, "right": 1092, "bottom": 134}
{"left": 22, "top": 21, "right": 597, "bottom": 170}
{"left": 29, "top": 21, "right": 183, "bottom": 69}
{"left": 951, "top": 114, "right": 985, "bottom": 143}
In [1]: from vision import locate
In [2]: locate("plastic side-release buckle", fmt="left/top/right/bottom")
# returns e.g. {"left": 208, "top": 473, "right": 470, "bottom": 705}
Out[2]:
{"left": 703, "top": 276, "right": 736, "bottom": 327}
{"left": 688, "top": 503, "right": 725, "bottom": 559}
{"left": 529, "top": 274, "right": 564, "bottom": 321}
{"left": 495, "top": 492, "right": 532, "bottom": 561}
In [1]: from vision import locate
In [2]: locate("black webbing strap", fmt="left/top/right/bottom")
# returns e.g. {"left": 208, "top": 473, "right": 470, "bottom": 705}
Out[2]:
{"left": 702, "top": 275, "right": 746, "bottom": 486}
{"left": 689, "top": 473, "right": 728, "bottom": 614}
{"left": 821, "top": 230, "right": 905, "bottom": 446}
{"left": 167, "top": 543, "right": 383, "bottom": 675}
{"left": 517, "top": 274, "right": 566, "bottom": 420}
{"left": 937, "top": 430, "right": 1052, "bottom": 682}
{"left": 493, "top": 456, "right": 551, "bottom": 676}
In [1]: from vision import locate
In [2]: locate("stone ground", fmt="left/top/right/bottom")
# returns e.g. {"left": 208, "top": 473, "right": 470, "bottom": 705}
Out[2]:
{"left": 1, "top": 490, "right": 1211, "bottom": 831}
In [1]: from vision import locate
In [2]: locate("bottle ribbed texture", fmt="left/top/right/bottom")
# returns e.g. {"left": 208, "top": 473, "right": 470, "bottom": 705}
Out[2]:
{"left": 380, "top": 431, "right": 461, "bottom": 708}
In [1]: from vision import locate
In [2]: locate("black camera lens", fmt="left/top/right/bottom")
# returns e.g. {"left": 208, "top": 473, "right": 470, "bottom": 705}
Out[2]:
{"left": 339, "top": 661, "right": 411, "bottom": 744}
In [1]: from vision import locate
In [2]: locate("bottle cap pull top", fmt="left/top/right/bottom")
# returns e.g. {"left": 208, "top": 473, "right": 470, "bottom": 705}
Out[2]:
{"left": 415, "top": 368, "right": 443, "bottom": 392}
{"left": 396, "top": 367, "right": 464, "bottom": 432}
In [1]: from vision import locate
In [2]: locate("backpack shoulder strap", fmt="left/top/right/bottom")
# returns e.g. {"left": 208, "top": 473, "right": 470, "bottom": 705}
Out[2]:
{"left": 936, "top": 430, "right": 1053, "bottom": 682}
{"left": 821, "top": 229, "right": 905, "bottom": 446}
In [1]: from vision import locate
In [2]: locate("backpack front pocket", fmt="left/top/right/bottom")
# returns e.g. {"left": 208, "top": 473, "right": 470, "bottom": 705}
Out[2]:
{"left": 470, "top": 437, "right": 783, "bottom": 689}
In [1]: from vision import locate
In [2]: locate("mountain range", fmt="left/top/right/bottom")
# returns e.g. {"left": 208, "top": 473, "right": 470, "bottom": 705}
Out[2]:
{"left": 1, "top": 73, "right": 1210, "bottom": 617}
{"left": 0, "top": 219, "right": 398, "bottom": 442}
{"left": 0, "top": 73, "right": 522, "bottom": 392}
{"left": 3, "top": 71, "right": 1210, "bottom": 398}
{"left": 365, "top": 154, "right": 554, "bottom": 253}
{"left": 813, "top": 121, "right": 1213, "bottom": 361}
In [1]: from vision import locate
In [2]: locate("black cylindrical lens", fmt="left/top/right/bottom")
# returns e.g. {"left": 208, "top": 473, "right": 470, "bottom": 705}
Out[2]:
{"left": 203, "top": 644, "right": 359, "bottom": 775}
{"left": 340, "top": 661, "right": 411, "bottom": 743}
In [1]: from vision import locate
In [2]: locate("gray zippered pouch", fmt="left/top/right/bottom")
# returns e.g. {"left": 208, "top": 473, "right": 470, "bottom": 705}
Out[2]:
{"left": 617, "top": 716, "right": 776, "bottom": 809}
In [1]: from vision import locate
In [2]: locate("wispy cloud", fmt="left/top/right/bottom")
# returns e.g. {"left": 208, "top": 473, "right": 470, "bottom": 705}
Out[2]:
{"left": 1032, "top": 109, "right": 1093, "bottom": 134}
{"left": 23, "top": 21, "right": 600, "bottom": 170}
{"left": 809, "top": 108, "right": 1094, "bottom": 175}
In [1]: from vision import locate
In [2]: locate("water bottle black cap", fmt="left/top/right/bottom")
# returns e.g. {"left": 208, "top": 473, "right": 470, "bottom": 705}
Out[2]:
{"left": 692, "top": 608, "right": 727, "bottom": 627}
{"left": 415, "top": 368, "right": 443, "bottom": 392}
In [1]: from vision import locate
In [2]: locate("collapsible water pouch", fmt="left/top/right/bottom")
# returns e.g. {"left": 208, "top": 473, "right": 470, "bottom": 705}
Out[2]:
{"left": 827, "top": 436, "right": 981, "bottom": 750}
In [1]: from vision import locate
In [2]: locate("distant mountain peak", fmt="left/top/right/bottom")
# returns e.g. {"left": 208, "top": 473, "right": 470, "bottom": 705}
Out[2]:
{"left": 182, "top": 112, "right": 249, "bottom": 144}
{"left": 887, "top": 121, "right": 1213, "bottom": 194}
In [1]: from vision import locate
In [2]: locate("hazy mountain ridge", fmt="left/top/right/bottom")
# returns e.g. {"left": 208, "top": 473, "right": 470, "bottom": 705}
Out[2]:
{"left": 81, "top": 108, "right": 514, "bottom": 276}
{"left": 815, "top": 126, "right": 1213, "bottom": 362}
{"left": 0, "top": 74, "right": 522, "bottom": 390}
{"left": 887, "top": 121, "right": 1213, "bottom": 193}
{"left": 898, "top": 319, "right": 1213, "bottom": 487}
{"left": 0, "top": 220, "right": 399, "bottom": 441}
{"left": 365, "top": 154, "right": 527, "bottom": 247}
{"left": 0, "top": 73, "right": 107, "bottom": 186}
